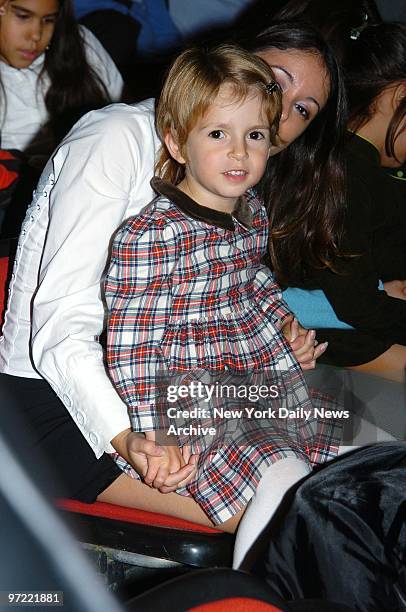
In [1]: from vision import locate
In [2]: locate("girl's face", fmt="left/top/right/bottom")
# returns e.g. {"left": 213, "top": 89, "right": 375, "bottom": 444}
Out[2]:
{"left": 370, "top": 83, "right": 406, "bottom": 168}
{"left": 256, "top": 48, "right": 330, "bottom": 156}
{"left": 166, "top": 84, "right": 272, "bottom": 213}
{"left": 0, "top": 0, "right": 59, "bottom": 68}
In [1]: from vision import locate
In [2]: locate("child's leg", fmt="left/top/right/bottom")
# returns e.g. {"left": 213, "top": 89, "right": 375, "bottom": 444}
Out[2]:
{"left": 232, "top": 457, "right": 311, "bottom": 569}
{"left": 98, "top": 474, "right": 244, "bottom": 533}
{"left": 231, "top": 422, "right": 396, "bottom": 569}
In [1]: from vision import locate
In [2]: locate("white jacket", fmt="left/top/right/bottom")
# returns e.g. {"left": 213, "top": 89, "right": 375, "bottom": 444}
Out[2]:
{"left": 0, "top": 100, "right": 160, "bottom": 457}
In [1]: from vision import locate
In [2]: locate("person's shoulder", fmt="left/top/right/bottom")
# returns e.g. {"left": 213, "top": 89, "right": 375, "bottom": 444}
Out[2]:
{"left": 60, "top": 100, "right": 157, "bottom": 149}
{"left": 78, "top": 24, "right": 123, "bottom": 99}
{"left": 78, "top": 24, "right": 111, "bottom": 66}
{"left": 345, "top": 134, "right": 390, "bottom": 212}
{"left": 77, "top": 24, "right": 107, "bottom": 54}
{"left": 116, "top": 196, "right": 179, "bottom": 242}
{"left": 112, "top": 200, "right": 184, "bottom": 262}
{"left": 246, "top": 188, "right": 268, "bottom": 223}
{"left": 74, "top": 99, "right": 154, "bottom": 131}
{"left": 48, "top": 100, "right": 158, "bottom": 194}
{"left": 246, "top": 189, "right": 265, "bottom": 211}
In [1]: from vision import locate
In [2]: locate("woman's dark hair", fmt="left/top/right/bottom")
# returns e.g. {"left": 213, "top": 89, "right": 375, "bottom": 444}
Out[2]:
{"left": 41, "top": 0, "right": 111, "bottom": 145}
{"left": 272, "top": 0, "right": 382, "bottom": 62}
{"left": 345, "top": 22, "right": 406, "bottom": 161}
{"left": 243, "top": 22, "right": 347, "bottom": 285}
{"left": 236, "top": 1, "right": 382, "bottom": 63}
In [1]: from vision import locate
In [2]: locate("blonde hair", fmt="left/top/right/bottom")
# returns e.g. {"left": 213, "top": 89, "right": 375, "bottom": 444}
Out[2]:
{"left": 155, "top": 44, "right": 281, "bottom": 184}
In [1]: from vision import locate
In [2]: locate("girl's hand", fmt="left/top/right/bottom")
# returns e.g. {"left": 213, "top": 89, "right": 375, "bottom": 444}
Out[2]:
{"left": 152, "top": 443, "right": 200, "bottom": 493}
{"left": 181, "top": 443, "right": 200, "bottom": 466}
{"left": 143, "top": 431, "right": 194, "bottom": 490}
{"left": 158, "top": 452, "right": 199, "bottom": 493}
{"left": 285, "top": 317, "right": 328, "bottom": 370}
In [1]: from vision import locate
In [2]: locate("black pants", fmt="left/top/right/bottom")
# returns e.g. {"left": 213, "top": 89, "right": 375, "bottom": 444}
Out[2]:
{"left": 253, "top": 443, "right": 406, "bottom": 611}
{"left": 0, "top": 373, "right": 121, "bottom": 502}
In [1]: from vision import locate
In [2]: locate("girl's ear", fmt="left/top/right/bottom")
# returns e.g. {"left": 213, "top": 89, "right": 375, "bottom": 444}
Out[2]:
{"left": 375, "top": 83, "right": 404, "bottom": 118}
{"left": 382, "top": 82, "right": 406, "bottom": 114}
{"left": 164, "top": 130, "right": 186, "bottom": 164}
{"left": 0, "top": 6, "right": 6, "bottom": 16}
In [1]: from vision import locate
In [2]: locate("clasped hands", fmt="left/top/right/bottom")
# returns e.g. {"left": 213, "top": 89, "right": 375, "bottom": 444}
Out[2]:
{"left": 113, "top": 317, "right": 326, "bottom": 492}
{"left": 112, "top": 428, "right": 198, "bottom": 493}
{"left": 282, "top": 315, "right": 328, "bottom": 370}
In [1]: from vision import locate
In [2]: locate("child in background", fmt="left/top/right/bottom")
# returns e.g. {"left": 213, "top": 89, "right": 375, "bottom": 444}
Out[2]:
{"left": 0, "top": 0, "right": 123, "bottom": 233}
{"left": 0, "top": 0, "right": 123, "bottom": 155}
{"left": 105, "top": 44, "right": 341, "bottom": 568}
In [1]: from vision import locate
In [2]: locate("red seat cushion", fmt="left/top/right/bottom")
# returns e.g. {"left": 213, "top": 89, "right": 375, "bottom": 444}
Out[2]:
{"left": 57, "top": 498, "right": 221, "bottom": 534}
{"left": 189, "top": 599, "right": 282, "bottom": 611}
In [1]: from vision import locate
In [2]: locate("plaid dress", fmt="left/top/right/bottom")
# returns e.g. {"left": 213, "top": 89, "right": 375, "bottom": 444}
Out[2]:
{"left": 105, "top": 178, "right": 342, "bottom": 525}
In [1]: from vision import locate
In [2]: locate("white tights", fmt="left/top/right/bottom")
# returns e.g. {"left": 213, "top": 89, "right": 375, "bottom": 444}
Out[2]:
{"left": 232, "top": 418, "right": 396, "bottom": 569}
{"left": 232, "top": 456, "right": 310, "bottom": 569}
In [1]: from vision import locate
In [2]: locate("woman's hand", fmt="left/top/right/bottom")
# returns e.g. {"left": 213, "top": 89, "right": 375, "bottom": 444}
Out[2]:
{"left": 383, "top": 280, "right": 406, "bottom": 301}
{"left": 282, "top": 317, "right": 328, "bottom": 370}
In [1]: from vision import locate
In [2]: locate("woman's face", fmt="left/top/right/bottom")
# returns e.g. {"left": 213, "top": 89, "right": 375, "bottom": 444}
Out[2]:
{"left": 257, "top": 48, "right": 331, "bottom": 156}
{"left": 0, "top": 0, "right": 59, "bottom": 69}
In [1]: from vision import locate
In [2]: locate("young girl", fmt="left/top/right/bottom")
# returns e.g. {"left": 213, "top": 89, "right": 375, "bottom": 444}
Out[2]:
{"left": 105, "top": 44, "right": 342, "bottom": 568}
{"left": 0, "top": 0, "right": 123, "bottom": 234}
{"left": 0, "top": 0, "right": 123, "bottom": 160}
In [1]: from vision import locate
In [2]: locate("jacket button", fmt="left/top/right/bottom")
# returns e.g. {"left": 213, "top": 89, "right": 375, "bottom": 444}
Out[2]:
{"left": 89, "top": 432, "right": 99, "bottom": 446}
{"left": 63, "top": 394, "right": 72, "bottom": 408}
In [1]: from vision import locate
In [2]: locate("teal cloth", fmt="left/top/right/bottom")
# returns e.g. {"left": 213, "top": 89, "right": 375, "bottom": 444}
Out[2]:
{"left": 282, "top": 287, "right": 354, "bottom": 329}
{"left": 283, "top": 283, "right": 385, "bottom": 329}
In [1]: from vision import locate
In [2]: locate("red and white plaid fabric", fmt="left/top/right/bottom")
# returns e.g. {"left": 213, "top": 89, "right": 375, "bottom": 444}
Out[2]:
{"left": 105, "top": 180, "right": 342, "bottom": 524}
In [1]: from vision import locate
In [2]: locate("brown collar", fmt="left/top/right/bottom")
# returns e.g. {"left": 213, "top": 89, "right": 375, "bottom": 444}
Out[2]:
{"left": 151, "top": 177, "right": 253, "bottom": 231}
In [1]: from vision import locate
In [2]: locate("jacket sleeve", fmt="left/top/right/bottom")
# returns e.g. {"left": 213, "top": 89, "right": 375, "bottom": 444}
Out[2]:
{"left": 105, "top": 215, "right": 178, "bottom": 432}
{"left": 316, "top": 180, "right": 406, "bottom": 346}
{"left": 31, "top": 103, "right": 159, "bottom": 457}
